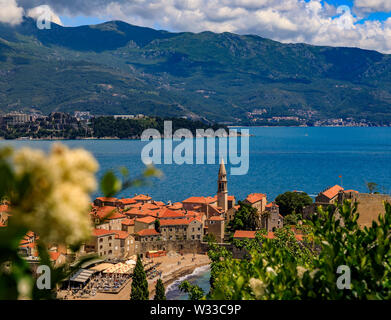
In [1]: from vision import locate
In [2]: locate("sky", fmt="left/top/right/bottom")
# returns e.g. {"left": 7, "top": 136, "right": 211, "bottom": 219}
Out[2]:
{"left": 1, "top": 0, "right": 391, "bottom": 53}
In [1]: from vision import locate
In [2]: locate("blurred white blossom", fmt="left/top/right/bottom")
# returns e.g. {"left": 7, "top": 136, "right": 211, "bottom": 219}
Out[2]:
{"left": 11, "top": 144, "right": 98, "bottom": 245}
{"left": 249, "top": 278, "right": 266, "bottom": 299}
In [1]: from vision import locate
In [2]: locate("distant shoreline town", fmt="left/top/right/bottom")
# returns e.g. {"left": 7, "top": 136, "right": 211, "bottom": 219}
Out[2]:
{"left": 0, "top": 112, "right": 390, "bottom": 141}
{"left": 0, "top": 112, "right": 227, "bottom": 140}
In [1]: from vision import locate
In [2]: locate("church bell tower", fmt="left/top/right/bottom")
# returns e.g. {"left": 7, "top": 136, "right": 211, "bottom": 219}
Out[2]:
{"left": 217, "top": 158, "right": 228, "bottom": 212}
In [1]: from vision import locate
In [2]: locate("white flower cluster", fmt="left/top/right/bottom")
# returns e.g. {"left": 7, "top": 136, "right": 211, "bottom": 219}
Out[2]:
{"left": 12, "top": 144, "right": 98, "bottom": 245}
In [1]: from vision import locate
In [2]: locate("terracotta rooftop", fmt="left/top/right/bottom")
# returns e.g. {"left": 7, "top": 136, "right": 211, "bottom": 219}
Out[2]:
{"left": 93, "top": 206, "right": 125, "bottom": 220}
{"left": 233, "top": 230, "right": 257, "bottom": 239}
{"left": 182, "top": 196, "right": 216, "bottom": 204}
{"left": 133, "top": 194, "right": 152, "bottom": 201}
{"left": 344, "top": 190, "right": 359, "bottom": 194}
{"left": 121, "top": 218, "right": 135, "bottom": 226}
{"left": 321, "top": 185, "right": 344, "bottom": 200}
{"left": 49, "top": 251, "right": 61, "bottom": 261}
{"left": 113, "top": 230, "right": 130, "bottom": 240}
{"left": 92, "top": 229, "right": 116, "bottom": 237}
{"left": 136, "top": 216, "right": 156, "bottom": 224}
{"left": 266, "top": 202, "right": 279, "bottom": 208}
{"left": 96, "top": 197, "right": 118, "bottom": 202}
{"left": 209, "top": 216, "right": 224, "bottom": 221}
{"left": 136, "top": 229, "right": 160, "bottom": 236}
{"left": 0, "top": 204, "right": 9, "bottom": 212}
{"left": 119, "top": 198, "right": 137, "bottom": 205}
{"left": 159, "top": 208, "right": 186, "bottom": 219}
{"left": 245, "top": 193, "right": 266, "bottom": 204}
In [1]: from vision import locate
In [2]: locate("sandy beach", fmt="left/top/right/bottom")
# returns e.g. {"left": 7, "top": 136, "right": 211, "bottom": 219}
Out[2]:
{"left": 59, "top": 253, "right": 210, "bottom": 300}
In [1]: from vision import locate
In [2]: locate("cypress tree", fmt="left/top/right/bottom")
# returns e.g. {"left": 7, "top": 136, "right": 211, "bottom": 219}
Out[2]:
{"left": 154, "top": 278, "right": 166, "bottom": 300}
{"left": 130, "top": 255, "right": 149, "bottom": 300}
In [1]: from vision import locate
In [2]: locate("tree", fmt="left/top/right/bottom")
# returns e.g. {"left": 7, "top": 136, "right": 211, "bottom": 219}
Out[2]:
{"left": 275, "top": 191, "right": 313, "bottom": 216}
{"left": 366, "top": 182, "right": 378, "bottom": 194}
{"left": 209, "top": 201, "right": 391, "bottom": 300}
{"left": 130, "top": 255, "right": 149, "bottom": 300}
{"left": 284, "top": 213, "right": 302, "bottom": 226}
{"left": 154, "top": 279, "right": 166, "bottom": 300}
{"left": 228, "top": 202, "right": 259, "bottom": 232}
{"left": 154, "top": 219, "right": 161, "bottom": 233}
{"left": 179, "top": 281, "right": 204, "bottom": 300}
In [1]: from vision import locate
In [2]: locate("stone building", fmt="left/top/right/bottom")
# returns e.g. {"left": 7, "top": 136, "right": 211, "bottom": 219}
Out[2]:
{"left": 206, "top": 216, "right": 225, "bottom": 243}
{"left": 85, "top": 229, "right": 135, "bottom": 259}
{"left": 243, "top": 193, "right": 267, "bottom": 214}
{"left": 303, "top": 185, "right": 345, "bottom": 219}
{"left": 337, "top": 191, "right": 391, "bottom": 228}
{"left": 262, "top": 202, "right": 284, "bottom": 232}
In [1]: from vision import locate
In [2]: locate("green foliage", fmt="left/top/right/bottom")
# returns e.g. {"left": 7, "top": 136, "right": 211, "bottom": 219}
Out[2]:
{"left": 154, "top": 219, "right": 161, "bottom": 233}
{"left": 130, "top": 255, "right": 149, "bottom": 300}
{"left": 154, "top": 278, "right": 166, "bottom": 300}
{"left": 275, "top": 191, "right": 313, "bottom": 216}
{"left": 366, "top": 182, "right": 378, "bottom": 194}
{"left": 179, "top": 281, "right": 205, "bottom": 300}
{"left": 228, "top": 201, "right": 259, "bottom": 233}
{"left": 208, "top": 201, "right": 391, "bottom": 300}
{"left": 284, "top": 213, "right": 302, "bottom": 226}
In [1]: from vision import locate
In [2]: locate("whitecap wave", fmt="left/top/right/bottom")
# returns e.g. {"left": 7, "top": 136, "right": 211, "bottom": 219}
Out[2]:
{"left": 165, "top": 264, "right": 210, "bottom": 294}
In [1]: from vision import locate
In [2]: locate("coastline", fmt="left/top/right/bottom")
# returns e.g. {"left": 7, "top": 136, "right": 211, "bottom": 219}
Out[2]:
{"left": 148, "top": 261, "right": 210, "bottom": 299}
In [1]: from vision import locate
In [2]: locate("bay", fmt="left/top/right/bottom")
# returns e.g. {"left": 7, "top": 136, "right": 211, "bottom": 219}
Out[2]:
{"left": 1, "top": 127, "right": 391, "bottom": 202}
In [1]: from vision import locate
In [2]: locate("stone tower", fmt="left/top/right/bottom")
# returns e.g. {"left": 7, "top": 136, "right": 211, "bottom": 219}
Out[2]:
{"left": 217, "top": 158, "right": 228, "bottom": 212}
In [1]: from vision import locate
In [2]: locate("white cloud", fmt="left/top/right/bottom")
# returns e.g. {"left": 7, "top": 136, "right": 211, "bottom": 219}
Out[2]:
{"left": 355, "top": 0, "right": 391, "bottom": 14}
{"left": 27, "top": 5, "right": 63, "bottom": 25}
{"left": 0, "top": 0, "right": 24, "bottom": 25}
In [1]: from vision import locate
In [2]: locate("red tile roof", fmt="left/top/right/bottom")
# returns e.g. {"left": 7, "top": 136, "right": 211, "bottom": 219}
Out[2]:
{"left": 159, "top": 208, "right": 186, "bottom": 219}
{"left": 92, "top": 229, "right": 116, "bottom": 237}
{"left": 233, "top": 230, "right": 257, "bottom": 239}
{"left": 136, "top": 229, "right": 160, "bottom": 236}
{"left": 121, "top": 218, "right": 135, "bottom": 226}
{"left": 245, "top": 193, "right": 266, "bottom": 204}
{"left": 266, "top": 202, "right": 279, "bottom": 208}
{"left": 133, "top": 194, "right": 152, "bottom": 201}
{"left": 49, "top": 251, "right": 61, "bottom": 261}
{"left": 96, "top": 197, "right": 118, "bottom": 202}
{"left": 208, "top": 216, "right": 224, "bottom": 221}
{"left": 136, "top": 216, "right": 156, "bottom": 224}
{"left": 344, "top": 190, "right": 359, "bottom": 194}
{"left": 114, "top": 230, "right": 130, "bottom": 240}
{"left": 93, "top": 206, "right": 125, "bottom": 220}
{"left": 321, "top": 185, "right": 344, "bottom": 200}
{"left": 119, "top": 198, "right": 137, "bottom": 205}
{"left": 182, "top": 196, "right": 216, "bottom": 204}
{"left": 0, "top": 204, "right": 9, "bottom": 212}
{"left": 168, "top": 202, "right": 183, "bottom": 210}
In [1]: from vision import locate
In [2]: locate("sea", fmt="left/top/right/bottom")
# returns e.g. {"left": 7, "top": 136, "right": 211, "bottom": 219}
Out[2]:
{"left": 2, "top": 126, "right": 391, "bottom": 299}
{"left": 2, "top": 127, "right": 391, "bottom": 202}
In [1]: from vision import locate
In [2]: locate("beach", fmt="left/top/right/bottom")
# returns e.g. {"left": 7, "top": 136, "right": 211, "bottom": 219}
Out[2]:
{"left": 59, "top": 253, "right": 210, "bottom": 300}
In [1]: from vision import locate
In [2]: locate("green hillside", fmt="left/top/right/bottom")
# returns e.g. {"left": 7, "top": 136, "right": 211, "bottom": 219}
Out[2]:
{"left": 1, "top": 18, "right": 391, "bottom": 124}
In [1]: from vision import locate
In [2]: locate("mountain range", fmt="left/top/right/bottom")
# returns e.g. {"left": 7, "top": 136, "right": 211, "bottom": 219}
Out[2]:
{"left": 1, "top": 17, "right": 391, "bottom": 124}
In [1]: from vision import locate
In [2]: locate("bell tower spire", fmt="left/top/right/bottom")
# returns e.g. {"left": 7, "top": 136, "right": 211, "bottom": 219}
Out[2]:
{"left": 217, "top": 158, "right": 228, "bottom": 212}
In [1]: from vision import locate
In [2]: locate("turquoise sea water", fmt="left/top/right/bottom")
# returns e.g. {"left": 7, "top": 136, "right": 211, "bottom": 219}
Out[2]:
{"left": 165, "top": 266, "right": 211, "bottom": 300}
{"left": 1, "top": 127, "right": 391, "bottom": 202}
